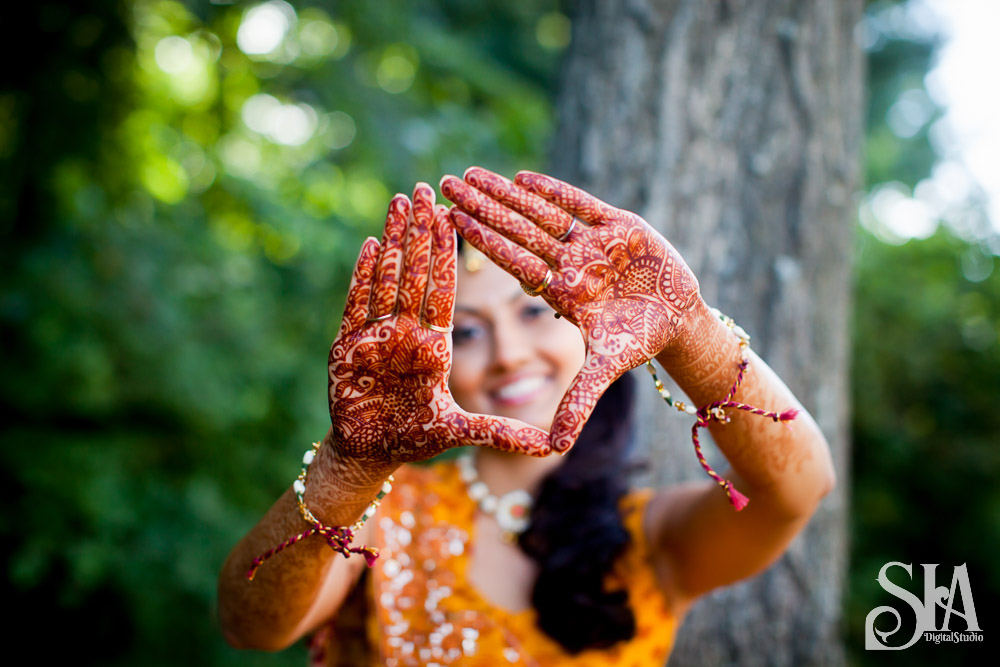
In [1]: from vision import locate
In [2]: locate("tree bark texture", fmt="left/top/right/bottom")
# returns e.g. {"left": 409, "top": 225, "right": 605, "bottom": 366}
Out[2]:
{"left": 549, "top": 1, "right": 862, "bottom": 665}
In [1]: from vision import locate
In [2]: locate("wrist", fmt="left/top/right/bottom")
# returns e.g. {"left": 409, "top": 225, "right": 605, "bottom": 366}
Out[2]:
{"left": 657, "top": 297, "right": 721, "bottom": 365}
{"left": 653, "top": 301, "right": 746, "bottom": 404}
{"left": 303, "top": 430, "right": 400, "bottom": 527}
{"left": 244, "top": 433, "right": 399, "bottom": 580}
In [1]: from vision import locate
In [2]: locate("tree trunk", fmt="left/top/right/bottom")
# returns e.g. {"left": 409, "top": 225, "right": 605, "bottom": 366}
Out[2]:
{"left": 549, "top": 1, "right": 861, "bottom": 664}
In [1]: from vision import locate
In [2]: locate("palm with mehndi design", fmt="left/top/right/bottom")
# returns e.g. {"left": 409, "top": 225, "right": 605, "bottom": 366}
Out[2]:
{"left": 329, "top": 183, "right": 552, "bottom": 464}
{"left": 440, "top": 168, "right": 702, "bottom": 453}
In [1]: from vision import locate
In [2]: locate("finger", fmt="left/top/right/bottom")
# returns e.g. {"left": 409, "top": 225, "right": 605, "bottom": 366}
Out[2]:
{"left": 338, "top": 236, "right": 380, "bottom": 336}
{"left": 441, "top": 174, "right": 564, "bottom": 263}
{"left": 463, "top": 167, "right": 578, "bottom": 241}
{"left": 514, "top": 170, "right": 623, "bottom": 226}
{"left": 549, "top": 352, "right": 624, "bottom": 453}
{"left": 368, "top": 195, "right": 409, "bottom": 319}
{"left": 397, "top": 183, "right": 435, "bottom": 318}
{"left": 449, "top": 208, "right": 552, "bottom": 292}
{"left": 436, "top": 408, "right": 552, "bottom": 457}
{"left": 422, "top": 205, "right": 456, "bottom": 329}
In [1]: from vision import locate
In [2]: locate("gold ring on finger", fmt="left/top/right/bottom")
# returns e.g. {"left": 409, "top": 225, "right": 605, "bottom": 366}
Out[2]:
{"left": 557, "top": 218, "right": 578, "bottom": 242}
{"left": 521, "top": 268, "right": 553, "bottom": 297}
{"left": 420, "top": 320, "right": 453, "bottom": 333}
{"left": 366, "top": 310, "right": 396, "bottom": 323}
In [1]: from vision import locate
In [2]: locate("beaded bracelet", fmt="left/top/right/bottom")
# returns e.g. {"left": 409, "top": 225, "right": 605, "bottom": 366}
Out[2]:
{"left": 645, "top": 308, "right": 798, "bottom": 511}
{"left": 246, "top": 442, "right": 394, "bottom": 580}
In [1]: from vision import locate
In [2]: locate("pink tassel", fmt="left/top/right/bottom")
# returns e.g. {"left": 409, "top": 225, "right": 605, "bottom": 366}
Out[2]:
{"left": 361, "top": 547, "right": 380, "bottom": 567}
{"left": 726, "top": 483, "right": 750, "bottom": 511}
{"left": 777, "top": 408, "right": 799, "bottom": 422}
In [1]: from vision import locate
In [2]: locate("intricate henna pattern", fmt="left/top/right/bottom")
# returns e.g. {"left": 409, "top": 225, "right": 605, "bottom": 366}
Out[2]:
{"left": 422, "top": 205, "right": 456, "bottom": 329}
{"left": 328, "top": 184, "right": 551, "bottom": 465}
{"left": 369, "top": 197, "right": 408, "bottom": 319}
{"left": 441, "top": 168, "right": 702, "bottom": 453}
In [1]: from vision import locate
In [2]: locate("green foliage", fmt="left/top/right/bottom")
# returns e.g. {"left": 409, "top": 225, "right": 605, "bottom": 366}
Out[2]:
{"left": 846, "top": 2, "right": 998, "bottom": 662}
{"left": 864, "top": 26, "right": 940, "bottom": 188}
{"left": 846, "top": 230, "right": 998, "bottom": 664}
{"left": 2, "top": 1, "right": 564, "bottom": 664}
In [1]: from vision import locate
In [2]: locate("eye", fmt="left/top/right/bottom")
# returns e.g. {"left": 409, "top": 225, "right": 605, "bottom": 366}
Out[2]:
{"left": 453, "top": 321, "right": 485, "bottom": 347}
{"left": 520, "top": 302, "right": 550, "bottom": 323}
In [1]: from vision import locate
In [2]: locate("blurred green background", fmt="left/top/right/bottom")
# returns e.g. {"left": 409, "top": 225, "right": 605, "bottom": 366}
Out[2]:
{"left": 1, "top": 1, "right": 996, "bottom": 665}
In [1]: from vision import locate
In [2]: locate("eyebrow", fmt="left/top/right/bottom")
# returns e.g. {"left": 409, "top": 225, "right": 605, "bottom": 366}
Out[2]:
{"left": 454, "top": 286, "right": 525, "bottom": 315}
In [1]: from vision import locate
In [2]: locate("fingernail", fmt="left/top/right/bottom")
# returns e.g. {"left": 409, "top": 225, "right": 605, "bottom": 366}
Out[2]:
{"left": 438, "top": 175, "right": 459, "bottom": 195}
{"left": 392, "top": 199, "right": 412, "bottom": 219}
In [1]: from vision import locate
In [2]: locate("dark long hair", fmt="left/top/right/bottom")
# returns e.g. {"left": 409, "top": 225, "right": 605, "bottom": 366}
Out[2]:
{"left": 518, "top": 372, "right": 638, "bottom": 653}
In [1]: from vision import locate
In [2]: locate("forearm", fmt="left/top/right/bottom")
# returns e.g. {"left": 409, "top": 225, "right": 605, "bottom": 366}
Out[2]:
{"left": 218, "top": 430, "right": 398, "bottom": 650}
{"left": 655, "top": 299, "right": 835, "bottom": 516}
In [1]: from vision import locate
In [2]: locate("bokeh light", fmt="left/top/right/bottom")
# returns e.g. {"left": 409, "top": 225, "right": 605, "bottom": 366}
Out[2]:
{"left": 154, "top": 35, "right": 194, "bottom": 73}
{"left": 376, "top": 44, "right": 418, "bottom": 94}
{"left": 236, "top": 1, "right": 295, "bottom": 58}
{"left": 241, "top": 94, "right": 319, "bottom": 146}
{"left": 322, "top": 111, "right": 357, "bottom": 150}
{"left": 536, "top": 12, "right": 571, "bottom": 50}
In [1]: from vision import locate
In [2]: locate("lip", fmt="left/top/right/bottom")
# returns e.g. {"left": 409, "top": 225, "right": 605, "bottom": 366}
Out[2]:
{"left": 488, "top": 373, "right": 551, "bottom": 407}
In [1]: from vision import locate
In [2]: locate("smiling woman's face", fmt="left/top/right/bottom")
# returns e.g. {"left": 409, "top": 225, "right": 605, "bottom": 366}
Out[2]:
{"left": 448, "top": 257, "right": 585, "bottom": 432}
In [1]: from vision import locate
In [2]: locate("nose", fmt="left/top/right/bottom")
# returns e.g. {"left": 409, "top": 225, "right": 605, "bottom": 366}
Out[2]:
{"left": 490, "top": 314, "right": 532, "bottom": 372}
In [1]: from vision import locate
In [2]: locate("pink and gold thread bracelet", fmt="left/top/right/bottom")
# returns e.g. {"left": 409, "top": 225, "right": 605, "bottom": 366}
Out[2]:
{"left": 246, "top": 441, "right": 394, "bottom": 580}
{"left": 645, "top": 307, "right": 798, "bottom": 512}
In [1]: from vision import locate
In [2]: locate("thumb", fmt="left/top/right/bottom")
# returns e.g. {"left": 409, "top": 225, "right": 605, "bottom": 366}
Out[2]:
{"left": 550, "top": 352, "right": 624, "bottom": 453}
{"left": 435, "top": 406, "right": 552, "bottom": 457}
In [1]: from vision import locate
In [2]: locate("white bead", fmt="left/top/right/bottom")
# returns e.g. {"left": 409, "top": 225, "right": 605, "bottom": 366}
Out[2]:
{"left": 382, "top": 481, "right": 393, "bottom": 494}
{"left": 733, "top": 325, "right": 749, "bottom": 340}
{"left": 293, "top": 480, "right": 306, "bottom": 495}
{"left": 468, "top": 481, "right": 488, "bottom": 501}
{"left": 685, "top": 405, "right": 697, "bottom": 415}
{"left": 303, "top": 450, "right": 315, "bottom": 465}
{"left": 480, "top": 496, "right": 498, "bottom": 513}
{"left": 364, "top": 505, "right": 376, "bottom": 519}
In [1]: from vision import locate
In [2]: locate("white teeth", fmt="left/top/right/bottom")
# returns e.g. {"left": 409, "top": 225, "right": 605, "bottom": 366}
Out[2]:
{"left": 495, "top": 377, "right": 546, "bottom": 400}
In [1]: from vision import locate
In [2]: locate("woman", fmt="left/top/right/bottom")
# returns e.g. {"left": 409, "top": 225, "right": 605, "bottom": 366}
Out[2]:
{"left": 218, "top": 169, "right": 835, "bottom": 665}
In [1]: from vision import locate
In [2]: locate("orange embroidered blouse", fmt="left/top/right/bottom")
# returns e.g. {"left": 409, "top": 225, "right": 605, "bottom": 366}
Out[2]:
{"left": 314, "top": 461, "right": 678, "bottom": 666}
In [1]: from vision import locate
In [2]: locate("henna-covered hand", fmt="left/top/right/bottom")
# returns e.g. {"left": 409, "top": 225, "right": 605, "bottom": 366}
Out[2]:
{"left": 440, "top": 168, "right": 702, "bottom": 453}
{"left": 329, "top": 183, "right": 552, "bottom": 464}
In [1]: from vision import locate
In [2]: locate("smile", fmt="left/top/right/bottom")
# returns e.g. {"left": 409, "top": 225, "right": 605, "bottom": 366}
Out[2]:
{"left": 492, "top": 376, "right": 549, "bottom": 406}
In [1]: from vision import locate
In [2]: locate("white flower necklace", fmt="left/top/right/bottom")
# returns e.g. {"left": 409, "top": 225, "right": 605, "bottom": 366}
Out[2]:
{"left": 457, "top": 451, "right": 533, "bottom": 543}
